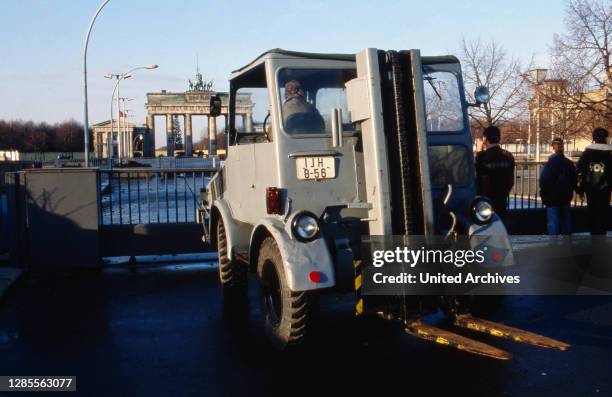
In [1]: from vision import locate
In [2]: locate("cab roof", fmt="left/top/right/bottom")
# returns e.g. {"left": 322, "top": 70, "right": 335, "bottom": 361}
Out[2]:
{"left": 231, "top": 48, "right": 459, "bottom": 79}
{"left": 231, "top": 49, "right": 355, "bottom": 75}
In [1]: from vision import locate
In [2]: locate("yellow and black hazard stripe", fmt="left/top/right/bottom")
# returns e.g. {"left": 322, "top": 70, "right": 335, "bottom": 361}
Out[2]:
{"left": 353, "top": 259, "right": 364, "bottom": 316}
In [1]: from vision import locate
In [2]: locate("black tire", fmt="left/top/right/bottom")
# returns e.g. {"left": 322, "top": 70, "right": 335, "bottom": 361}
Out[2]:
{"left": 257, "top": 237, "right": 318, "bottom": 350}
{"left": 217, "top": 218, "right": 247, "bottom": 290}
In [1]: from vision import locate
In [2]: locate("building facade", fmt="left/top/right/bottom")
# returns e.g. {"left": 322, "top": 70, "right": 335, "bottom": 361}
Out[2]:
{"left": 91, "top": 120, "right": 148, "bottom": 159}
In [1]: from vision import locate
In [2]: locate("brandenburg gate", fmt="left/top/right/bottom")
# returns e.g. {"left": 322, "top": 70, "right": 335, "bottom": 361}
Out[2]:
{"left": 145, "top": 75, "right": 254, "bottom": 157}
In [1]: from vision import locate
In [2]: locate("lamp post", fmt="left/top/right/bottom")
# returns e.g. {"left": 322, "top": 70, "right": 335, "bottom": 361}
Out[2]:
{"left": 83, "top": 0, "right": 111, "bottom": 167}
{"left": 120, "top": 97, "right": 134, "bottom": 158}
{"left": 529, "top": 68, "right": 548, "bottom": 162}
{"left": 106, "top": 73, "right": 130, "bottom": 160}
{"left": 105, "top": 65, "right": 158, "bottom": 160}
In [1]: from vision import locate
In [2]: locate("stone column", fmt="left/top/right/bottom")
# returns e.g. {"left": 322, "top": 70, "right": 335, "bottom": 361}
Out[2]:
{"left": 101, "top": 133, "right": 106, "bottom": 158}
{"left": 106, "top": 130, "right": 111, "bottom": 158}
{"left": 184, "top": 114, "right": 193, "bottom": 156}
{"left": 93, "top": 131, "right": 99, "bottom": 158}
{"left": 166, "top": 114, "right": 173, "bottom": 157}
{"left": 244, "top": 111, "right": 253, "bottom": 132}
{"left": 146, "top": 114, "right": 155, "bottom": 157}
{"left": 128, "top": 128, "right": 133, "bottom": 158}
{"left": 108, "top": 127, "right": 115, "bottom": 159}
{"left": 208, "top": 116, "right": 217, "bottom": 156}
{"left": 102, "top": 131, "right": 108, "bottom": 158}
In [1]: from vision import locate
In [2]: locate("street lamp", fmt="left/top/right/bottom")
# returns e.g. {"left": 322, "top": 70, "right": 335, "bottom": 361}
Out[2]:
{"left": 105, "top": 65, "right": 158, "bottom": 161}
{"left": 106, "top": 74, "right": 131, "bottom": 160}
{"left": 529, "top": 68, "right": 548, "bottom": 162}
{"left": 120, "top": 97, "right": 134, "bottom": 157}
{"left": 83, "top": 0, "right": 111, "bottom": 167}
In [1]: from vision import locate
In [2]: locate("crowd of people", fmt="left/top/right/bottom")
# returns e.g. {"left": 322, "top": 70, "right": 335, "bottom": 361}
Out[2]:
{"left": 475, "top": 126, "right": 612, "bottom": 235}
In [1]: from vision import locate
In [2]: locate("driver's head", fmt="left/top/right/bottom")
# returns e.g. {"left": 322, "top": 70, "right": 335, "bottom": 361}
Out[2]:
{"left": 284, "top": 80, "right": 304, "bottom": 101}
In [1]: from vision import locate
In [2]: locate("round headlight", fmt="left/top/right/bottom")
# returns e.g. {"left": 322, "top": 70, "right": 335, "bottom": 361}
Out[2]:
{"left": 471, "top": 197, "right": 494, "bottom": 224}
{"left": 291, "top": 212, "right": 320, "bottom": 242}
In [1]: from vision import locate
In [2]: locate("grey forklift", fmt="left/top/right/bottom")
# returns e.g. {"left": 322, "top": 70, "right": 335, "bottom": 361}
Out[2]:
{"left": 201, "top": 48, "right": 568, "bottom": 359}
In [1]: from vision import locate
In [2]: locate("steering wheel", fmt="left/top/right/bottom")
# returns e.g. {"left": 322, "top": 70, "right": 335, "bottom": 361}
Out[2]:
{"left": 262, "top": 112, "right": 271, "bottom": 142}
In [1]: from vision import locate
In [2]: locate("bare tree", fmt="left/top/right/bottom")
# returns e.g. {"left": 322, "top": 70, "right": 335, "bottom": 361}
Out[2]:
{"left": 460, "top": 37, "right": 531, "bottom": 129}
{"left": 0, "top": 119, "right": 85, "bottom": 152}
{"left": 550, "top": 0, "right": 612, "bottom": 128}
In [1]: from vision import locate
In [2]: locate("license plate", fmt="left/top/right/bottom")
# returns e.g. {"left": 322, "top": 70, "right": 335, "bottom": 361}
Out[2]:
{"left": 296, "top": 156, "right": 335, "bottom": 180}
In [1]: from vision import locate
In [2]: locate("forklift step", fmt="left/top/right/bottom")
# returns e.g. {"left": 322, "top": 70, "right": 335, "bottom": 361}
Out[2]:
{"left": 404, "top": 321, "right": 512, "bottom": 360}
{"left": 453, "top": 314, "right": 570, "bottom": 351}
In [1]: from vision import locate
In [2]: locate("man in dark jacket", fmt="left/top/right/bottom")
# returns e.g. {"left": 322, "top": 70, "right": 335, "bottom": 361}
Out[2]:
{"left": 282, "top": 80, "right": 325, "bottom": 133}
{"left": 540, "top": 137, "right": 577, "bottom": 235}
{"left": 475, "top": 126, "right": 515, "bottom": 221}
{"left": 576, "top": 127, "right": 612, "bottom": 235}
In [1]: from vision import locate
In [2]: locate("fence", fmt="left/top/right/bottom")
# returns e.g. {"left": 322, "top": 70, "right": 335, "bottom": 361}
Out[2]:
{"left": 509, "top": 161, "right": 586, "bottom": 210}
{"left": 73, "top": 156, "right": 220, "bottom": 170}
{"left": 86, "top": 161, "right": 598, "bottom": 222}
{"left": 99, "top": 168, "right": 218, "bottom": 225}
{"left": 18, "top": 151, "right": 93, "bottom": 162}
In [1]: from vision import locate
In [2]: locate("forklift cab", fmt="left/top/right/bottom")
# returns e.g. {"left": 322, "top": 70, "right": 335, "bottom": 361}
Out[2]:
{"left": 223, "top": 50, "right": 364, "bottom": 228}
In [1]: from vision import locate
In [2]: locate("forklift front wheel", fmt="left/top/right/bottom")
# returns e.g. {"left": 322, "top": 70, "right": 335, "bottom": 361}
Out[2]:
{"left": 257, "top": 237, "right": 318, "bottom": 350}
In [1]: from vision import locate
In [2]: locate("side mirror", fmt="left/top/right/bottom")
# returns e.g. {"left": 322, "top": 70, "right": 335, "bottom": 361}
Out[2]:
{"left": 472, "top": 86, "right": 490, "bottom": 107}
{"left": 209, "top": 95, "right": 222, "bottom": 117}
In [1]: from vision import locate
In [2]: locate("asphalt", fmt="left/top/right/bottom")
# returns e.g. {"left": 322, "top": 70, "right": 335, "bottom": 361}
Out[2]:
{"left": 0, "top": 259, "right": 611, "bottom": 397}
{"left": 0, "top": 267, "right": 21, "bottom": 299}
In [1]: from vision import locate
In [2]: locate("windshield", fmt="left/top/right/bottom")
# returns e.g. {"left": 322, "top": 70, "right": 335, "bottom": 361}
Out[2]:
{"left": 422, "top": 67, "right": 464, "bottom": 132}
{"left": 278, "top": 68, "right": 357, "bottom": 135}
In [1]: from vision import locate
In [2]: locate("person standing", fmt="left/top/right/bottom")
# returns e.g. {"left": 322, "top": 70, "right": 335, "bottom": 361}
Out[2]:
{"left": 576, "top": 128, "right": 612, "bottom": 235}
{"left": 475, "top": 126, "right": 515, "bottom": 221}
{"left": 539, "top": 137, "right": 577, "bottom": 235}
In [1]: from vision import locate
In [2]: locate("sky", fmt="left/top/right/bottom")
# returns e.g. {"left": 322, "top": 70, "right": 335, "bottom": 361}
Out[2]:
{"left": 0, "top": 0, "right": 566, "bottom": 144}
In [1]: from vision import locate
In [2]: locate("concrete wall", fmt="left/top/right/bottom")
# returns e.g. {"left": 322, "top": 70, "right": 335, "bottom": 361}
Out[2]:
{"left": 23, "top": 169, "right": 101, "bottom": 269}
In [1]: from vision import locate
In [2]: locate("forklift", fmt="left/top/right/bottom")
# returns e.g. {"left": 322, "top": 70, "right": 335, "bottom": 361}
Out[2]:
{"left": 201, "top": 48, "right": 569, "bottom": 359}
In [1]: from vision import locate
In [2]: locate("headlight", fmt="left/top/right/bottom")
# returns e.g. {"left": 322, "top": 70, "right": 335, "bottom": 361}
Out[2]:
{"left": 471, "top": 197, "right": 494, "bottom": 224}
{"left": 291, "top": 211, "right": 320, "bottom": 242}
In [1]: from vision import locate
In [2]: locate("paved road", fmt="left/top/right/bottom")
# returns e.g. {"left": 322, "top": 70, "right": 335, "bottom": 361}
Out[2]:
{"left": 0, "top": 260, "right": 611, "bottom": 396}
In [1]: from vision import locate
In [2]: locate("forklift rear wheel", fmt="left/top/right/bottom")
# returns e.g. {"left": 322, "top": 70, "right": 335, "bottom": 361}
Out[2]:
{"left": 217, "top": 218, "right": 247, "bottom": 292}
{"left": 257, "top": 237, "right": 318, "bottom": 350}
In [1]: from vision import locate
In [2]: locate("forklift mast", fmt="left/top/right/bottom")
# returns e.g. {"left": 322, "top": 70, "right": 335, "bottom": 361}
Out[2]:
{"left": 347, "top": 49, "right": 435, "bottom": 237}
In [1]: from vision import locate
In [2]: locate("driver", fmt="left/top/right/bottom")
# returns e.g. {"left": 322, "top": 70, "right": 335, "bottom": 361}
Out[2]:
{"left": 282, "top": 80, "right": 325, "bottom": 132}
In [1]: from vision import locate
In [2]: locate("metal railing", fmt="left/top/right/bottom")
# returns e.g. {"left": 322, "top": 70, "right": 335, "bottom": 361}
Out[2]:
{"left": 97, "top": 160, "right": 589, "bottom": 226}
{"left": 509, "top": 161, "right": 586, "bottom": 210}
{"left": 99, "top": 168, "right": 218, "bottom": 225}
{"left": 86, "top": 156, "right": 220, "bottom": 170}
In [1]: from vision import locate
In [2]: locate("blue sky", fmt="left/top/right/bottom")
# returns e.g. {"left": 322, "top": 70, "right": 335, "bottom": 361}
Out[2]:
{"left": 0, "top": 0, "right": 565, "bottom": 136}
